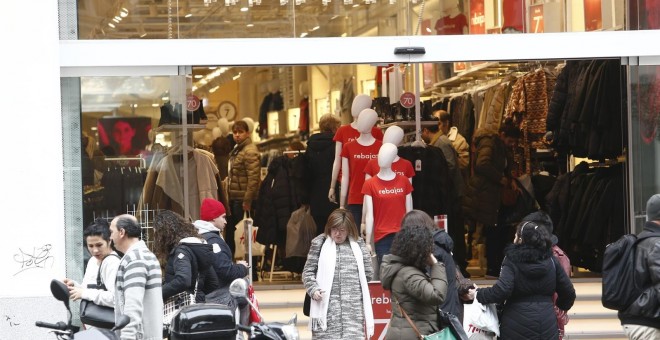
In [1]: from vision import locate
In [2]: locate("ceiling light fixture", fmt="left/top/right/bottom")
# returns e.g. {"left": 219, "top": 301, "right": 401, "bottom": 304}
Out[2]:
{"left": 300, "top": 32, "right": 308, "bottom": 37}
{"left": 185, "top": 13, "right": 193, "bottom": 18}
{"left": 209, "top": 86, "right": 220, "bottom": 93}
{"left": 120, "top": 8, "right": 129, "bottom": 17}
{"left": 108, "top": 22, "right": 116, "bottom": 28}
{"left": 233, "top": 72, "right": 242, "bottom": 80}
{"left": 247, "top": 22, "right": 254, "bottom": 27}
{"left": 311, "top": 25, "right": 320, "bottom": 31}
{"left": 240, "top": 7, "right": 248, "bottom": 11}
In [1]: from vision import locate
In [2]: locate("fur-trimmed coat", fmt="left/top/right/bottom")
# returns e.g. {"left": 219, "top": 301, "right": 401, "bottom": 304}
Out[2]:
{"left": 476, "top": 244, "right": 576, "bottom": 340}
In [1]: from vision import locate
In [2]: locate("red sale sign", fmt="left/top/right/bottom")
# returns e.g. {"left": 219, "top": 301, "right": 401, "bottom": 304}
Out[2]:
{"left": 530, "top": 4, "right": 544, "bottom": 33}
{"left": 186, "top": 94, "right": 201, "bottom": 112}
{"left": 369, "top": 282, "right": 392, "bottom": 340}
{"left": 399, "top": 92, "right": 415, "bottom": 109}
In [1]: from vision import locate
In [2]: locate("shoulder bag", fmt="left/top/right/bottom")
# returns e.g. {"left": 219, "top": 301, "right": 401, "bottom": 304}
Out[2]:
{"left": 394, "top": 296, "right": 457, "bottom": 340}
{"left": 80, "top": 254, "right": 120, "bottom": 329}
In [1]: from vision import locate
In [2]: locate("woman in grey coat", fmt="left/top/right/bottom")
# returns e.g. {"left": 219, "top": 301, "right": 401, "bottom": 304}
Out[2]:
{"left": 302, "top": 208, "right": 374, "bottom": 339}
{"left": 380, "top": 224, "right": 448, "bottom": 339}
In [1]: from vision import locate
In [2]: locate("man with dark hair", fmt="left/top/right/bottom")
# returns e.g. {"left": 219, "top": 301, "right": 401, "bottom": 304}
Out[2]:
{"left": 110, "top": 214, "right": 163, "bottom": 340}
{"left": 619, "top": 194, "right": 660, "bottom": 339}
{"left": 421, "top": 118, "right": 469, "bottom": 275}
{"left": 462, "top": 120, "right": 521, "bottom": 278}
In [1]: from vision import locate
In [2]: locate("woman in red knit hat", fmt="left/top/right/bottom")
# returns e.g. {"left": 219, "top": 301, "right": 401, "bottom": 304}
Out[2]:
{"left": 193, "top": 198, "right": 249, "bottom": 309}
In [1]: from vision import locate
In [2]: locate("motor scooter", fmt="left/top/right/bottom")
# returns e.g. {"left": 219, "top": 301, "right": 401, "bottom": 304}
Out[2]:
{"left": 166, "top": 278, "right": 299, "bottom": 340}
{"left": 35, "top": 279, "right": 130, "bottom": 340}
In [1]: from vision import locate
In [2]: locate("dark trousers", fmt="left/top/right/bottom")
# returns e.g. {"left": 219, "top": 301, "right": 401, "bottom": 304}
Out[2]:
{"left": 448, "top": 208, "right": 468, "bottom": 273}
{"left": 228, "top": 199, "right": 260, "bottom": 280}
{"left": 347, "top": 204, "right": 363, "bottom": 227}
{"left": 485, "top": 222, "right": 515, "bottom": 277}
{"left": 375, "top": 233, "right": 395, "bottom": 266}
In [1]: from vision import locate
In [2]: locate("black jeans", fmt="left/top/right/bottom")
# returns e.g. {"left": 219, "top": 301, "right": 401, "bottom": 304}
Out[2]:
{"left": 227, "top": 200, "right": 246, "bottom": 256}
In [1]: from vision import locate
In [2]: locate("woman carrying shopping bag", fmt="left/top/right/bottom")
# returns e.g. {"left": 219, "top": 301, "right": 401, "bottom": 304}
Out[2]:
{"left": 470, "top": 221, "right": 576, "bottom": 340}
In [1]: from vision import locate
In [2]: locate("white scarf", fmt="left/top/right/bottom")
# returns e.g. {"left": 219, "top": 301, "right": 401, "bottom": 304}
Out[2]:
{"left": 309, "top": 236, "right": 374, "bottom": 338}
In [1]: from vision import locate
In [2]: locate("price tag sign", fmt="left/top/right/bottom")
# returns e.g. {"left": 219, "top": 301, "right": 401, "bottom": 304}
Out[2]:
{"left": 530, "top": 4, "right": 544, "bottom": 33}
{"left": 186, "top": 94, "right": 201, "bottom": 112}
{"left": 399, "top": 92, "right": 415, "bottom": 109}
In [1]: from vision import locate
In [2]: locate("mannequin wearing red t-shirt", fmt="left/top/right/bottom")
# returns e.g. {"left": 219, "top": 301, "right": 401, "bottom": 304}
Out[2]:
{"left": 340, "top": 108, "right": 382, "bottom": 226}
{"left": 435, "top": 0, "right": 468, "bottom": 35}
{"left": 363, "top": 143, "right": 413, "bottom": 264}
{"left": 329, "top": 94, "right": 384, "bottom": 203}
{"left": 364, "top": 125, "right": 414, "bottom": 184}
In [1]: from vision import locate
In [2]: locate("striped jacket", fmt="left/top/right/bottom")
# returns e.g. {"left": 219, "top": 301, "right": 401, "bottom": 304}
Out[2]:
{"left": 114, "top": 240, "right": 163, "bottom": 340}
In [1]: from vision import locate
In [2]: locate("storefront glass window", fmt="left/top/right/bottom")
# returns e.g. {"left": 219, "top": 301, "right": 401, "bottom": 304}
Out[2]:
{"left": 629, "top": 64, "right": 660, "bottom": 232}
{"left": 76, "top": 0, "right": 632, "bottom": 40}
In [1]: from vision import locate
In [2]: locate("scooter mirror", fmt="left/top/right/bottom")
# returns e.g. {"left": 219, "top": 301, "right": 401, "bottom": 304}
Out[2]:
{"left": 50, "top": 279, "right": 70, "bottom": 310}
{"left": 112, "top": 315, "right": 130, "bottom": 331}
{"left": 229, "top": 278, "right": 248, "bottom": 298}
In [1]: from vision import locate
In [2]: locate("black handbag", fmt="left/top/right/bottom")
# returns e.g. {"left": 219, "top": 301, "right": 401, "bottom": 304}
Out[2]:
{"left": 437, "top": 309, "right": 469, "bottom": 340}
{"left": 80, "top": 254, "right": 120, "bottom": 329}
{"left": 303, "top": 293, "right": 311, "bottom": 317}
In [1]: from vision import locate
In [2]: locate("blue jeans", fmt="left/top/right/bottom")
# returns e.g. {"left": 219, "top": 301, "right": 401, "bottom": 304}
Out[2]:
{"left": 347, "top": 204, "right": 363, "bottom": 227}
{"left": 375, "top": 233, "right": 395, "bottom": 266}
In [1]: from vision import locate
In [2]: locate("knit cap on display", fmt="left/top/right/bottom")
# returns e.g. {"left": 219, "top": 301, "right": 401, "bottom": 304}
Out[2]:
{"left": 646, "top": 194, "right": 660, "bottom": 222}
{"left": 201, "top": 198, "right": 226, "bottom": 221}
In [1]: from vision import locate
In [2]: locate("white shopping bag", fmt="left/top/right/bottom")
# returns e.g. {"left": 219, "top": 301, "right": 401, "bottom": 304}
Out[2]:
{"left": 463, "top": 293, "right": 499, "bottom": 339}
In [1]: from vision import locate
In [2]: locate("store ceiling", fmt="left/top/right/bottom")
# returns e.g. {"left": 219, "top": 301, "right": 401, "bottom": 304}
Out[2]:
{"left": 77, "top": 0, "right": 431, "bottom": 39}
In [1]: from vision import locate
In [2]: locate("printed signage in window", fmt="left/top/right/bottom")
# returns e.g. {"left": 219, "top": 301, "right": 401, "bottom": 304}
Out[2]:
{"left": 470, "top": 0, "right": 486, "bottom": 34}
{"left": 530, "top": 4, "right": 544, "bottom": 33}
{"left": 399, "top": 92, "right": 415, "bottom": 109}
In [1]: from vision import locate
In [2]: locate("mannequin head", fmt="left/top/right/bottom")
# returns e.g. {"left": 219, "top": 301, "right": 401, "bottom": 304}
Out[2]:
{"left": 356, "top": 108, "right": 378, "bottom": 134}
{"left": 378, "top": 143, "right": 398, "bottom": 168}
{"left": 242, "top": 117, "right": 255, "bottom": 134}
{"left": 351, "top": 94, "right": 373, "bottom": 119}
{"left": 442, "top": 0, "right": 460, "bottom": 16}
{"left": 268, "top": 80, "right": 280, "bottom": 93}
{"left": 383, "top": 125, "right": 404, "bottom": 146}
{"left": 299, "top": 81, "right": 309, "bottom": 97}
{"left": 217, "top": 117, "right": 230, "bottom": 136}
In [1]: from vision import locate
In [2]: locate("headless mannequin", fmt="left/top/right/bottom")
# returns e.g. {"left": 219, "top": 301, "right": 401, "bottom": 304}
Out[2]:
{"left": 436, "top": 0, "right": 468, "bottom": 35}
{"left": 340, "top": 108, "right": 379, "bottom": 208}
{"left": 363, "top": 143, "right": 413, "bottom": 256}
{"left": 364, "top": 125, "right": 412, "bottom": 184}
{"left": 328, "top": 94, "right": 373, "bottom": 202}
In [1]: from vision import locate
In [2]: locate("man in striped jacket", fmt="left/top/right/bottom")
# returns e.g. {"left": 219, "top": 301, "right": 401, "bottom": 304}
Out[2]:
{"left": 110, "top": 214, "right": 163, "bottom": 340}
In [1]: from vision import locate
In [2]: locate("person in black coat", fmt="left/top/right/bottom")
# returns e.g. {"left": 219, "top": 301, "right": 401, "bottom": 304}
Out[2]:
{"left": 293, "top": 113, "right": 341, "bottom": 234}
{"left": 193, "top": 198, "right": 249, "bottom": 309}
{"left": 473, "top": 220, "right": 576, "bottom": 340}
{"left": 153, "top": 210, "right": 219, "bottom": 303}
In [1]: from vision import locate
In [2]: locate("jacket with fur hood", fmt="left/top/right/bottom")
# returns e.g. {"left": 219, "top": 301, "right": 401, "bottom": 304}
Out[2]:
{"left": 476, "top": 244, "right": 576, "bottom": 340}
{"left": 380, "top": 254, "right": 448, "bottom": 339}
{"left": 462, "top": 128, "right": 513, "bottom": 226}
{"left": 162, "top": 237, "right": 219, "bottom": 302}
{"left": 193, "top": 221, "right": 248, "bottom": 287}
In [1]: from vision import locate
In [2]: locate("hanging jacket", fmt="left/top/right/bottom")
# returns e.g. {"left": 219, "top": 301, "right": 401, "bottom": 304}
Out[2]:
{"left": 296, "top": 132, "right": 339, "bottom": 222}
{"left": 162, "top": 237, "right": 220, "bottom": 302}
{"left": 398, "top": 145, "right": 452, "bottom": 217}
{"left": 254, "top": 156, "right": 300, "bottom": 246}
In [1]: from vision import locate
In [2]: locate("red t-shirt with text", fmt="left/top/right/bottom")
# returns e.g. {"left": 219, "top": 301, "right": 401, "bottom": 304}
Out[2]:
{"left": 435, "top": 14, "right": 468, "bottom": 35}
{"left": 333, "top": 124, "right": 384, "bottom": 145}
{"left": 341, "top": 140, "right": 383, "bottom": 205}
{"left": 363, "top": 157, "right": 415, "bottom": 179}
{"left": 362, "top": 174, "right": 413, "bottom": 242}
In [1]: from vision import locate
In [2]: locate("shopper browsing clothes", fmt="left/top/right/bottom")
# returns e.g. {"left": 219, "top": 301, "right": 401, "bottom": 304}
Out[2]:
{"left": 226, "top": 120, "right": 261, "bottom": 263}
{"left": 462, "top": 119, "right": 521, "bottom": 277}
{"left": 302, "top": 208, "right": 374, "bottom": 339}
{"left": 380, "top": 224, "right": 448, "bottom": 339}
{"left": 472, "top": 220, "right": 576, "bottom": 340}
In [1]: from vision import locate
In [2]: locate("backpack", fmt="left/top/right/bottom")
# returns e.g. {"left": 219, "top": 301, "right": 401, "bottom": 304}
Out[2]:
{"left": 601, "top": 233, "right": 655, "bottom": 310}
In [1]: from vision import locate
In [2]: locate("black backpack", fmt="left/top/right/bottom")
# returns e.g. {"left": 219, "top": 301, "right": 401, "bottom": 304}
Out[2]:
{"left": 601, "top": 232, "right": 657, "bottom": 310}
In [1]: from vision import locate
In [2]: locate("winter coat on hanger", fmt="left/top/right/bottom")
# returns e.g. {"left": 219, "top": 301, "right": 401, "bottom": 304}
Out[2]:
{"left": 254, "top": 156, "right": 300, "bottom": 247}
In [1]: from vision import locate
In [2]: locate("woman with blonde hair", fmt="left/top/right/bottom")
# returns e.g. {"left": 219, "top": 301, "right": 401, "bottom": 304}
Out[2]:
{"left": 302, "top": 208, "right": 374, "bottom": 339}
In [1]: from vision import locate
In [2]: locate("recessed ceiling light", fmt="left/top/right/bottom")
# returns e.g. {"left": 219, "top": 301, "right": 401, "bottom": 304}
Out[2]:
{"left": 240, "top": 7, "right": 248, "bottom": 12}
{"left": 185, "top": 13, "right": 192, "bottom": 18}
{"left": 352, "top": 4, "right": 359, "bottom": 7}
{"left": 108, "top": 22, "right": 116, "bottom": 28}
{"left": 311, "top": 25, "right": 320, "bottom": 31}
{"left": 300, "top": 32, "right": 308, "bottom": 37}
{"left": 209, "top": 86, "right": 220, "bottom": 93}
{"left": 247, "top": 23, "right": 254, "bottom": 27}
{"left": 194, "top": 75, "right": 203, "bottom": 79}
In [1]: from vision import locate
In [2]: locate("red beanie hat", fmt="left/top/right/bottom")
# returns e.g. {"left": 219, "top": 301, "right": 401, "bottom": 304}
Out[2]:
{"left": 200, "top": 198, "right": 226, "bottom": 221}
